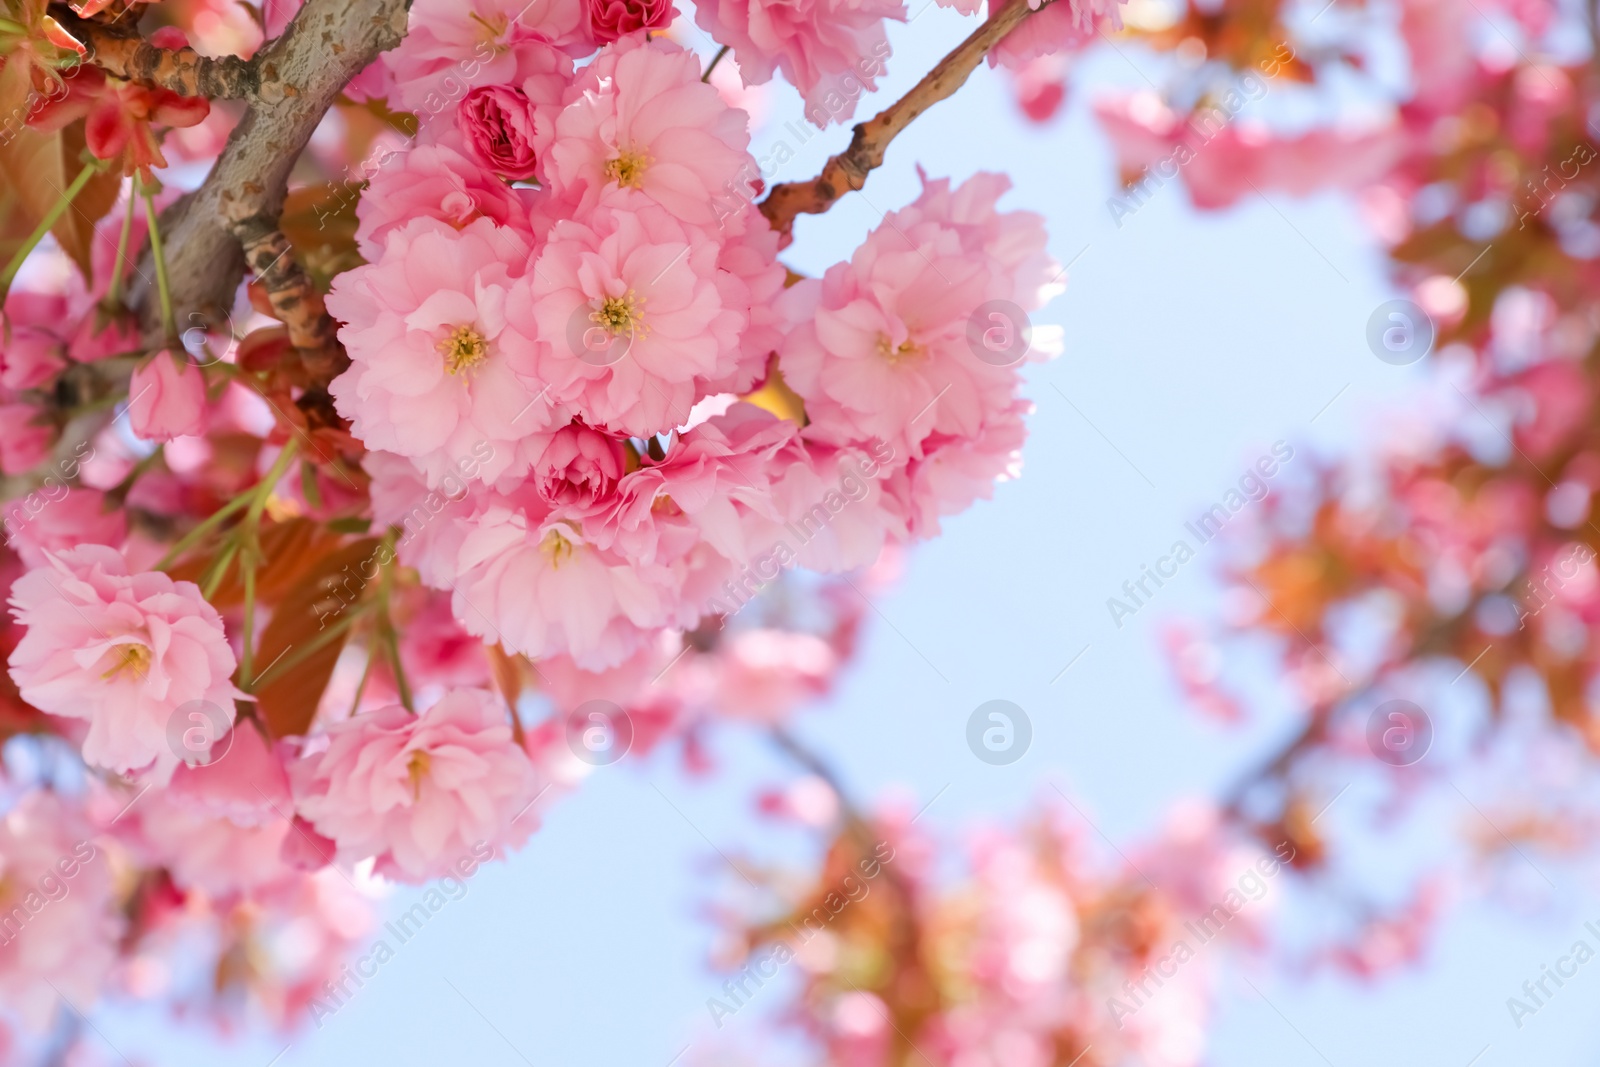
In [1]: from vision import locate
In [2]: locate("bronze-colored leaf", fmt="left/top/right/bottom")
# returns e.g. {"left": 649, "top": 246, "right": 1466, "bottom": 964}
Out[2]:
{"left": 0, "top": 122, "right": 120, "bottom": 279}
{"left": 170, "top": 516, "right": 343, "bottom": 609}
{"left": 0, "top": 181, "right": 42, "bottom": 267}
{"left": 486, "top": 642, "right": 524, "bottom": 712}
{"left": 279, "top": 183, "right": 362, "bottom": 285}
{"left": 253, "top": 536, "right": 380, "bottom": 739}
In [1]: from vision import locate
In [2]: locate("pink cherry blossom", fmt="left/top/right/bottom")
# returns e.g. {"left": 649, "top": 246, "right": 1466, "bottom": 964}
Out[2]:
{"left": 546, "top": 36, "right": 757, "bottom": 229}
{"left": 705, "top": 205, "right": 789, "bottom": 394}
{"left": 437, "top": 406, "right": 795, "bottom": 666}
{"left": 354, "top": 142, "right": 536, "bottom": 262}
{"left": 693, "top": 0, "right": 905, "bottom": 126}
{"left": 0, "top": 792, "right": 121, "bottom": 1031}
{"left": 4, "top": 489, "right": 127, "bottom": 569}
{"left": 766, "top": 439, "right": 903, "bottom": 571}
{"left": 881, "top": 398, "right": 1029, "bottom": 540}
{"left": 990, "top": 0, "right": 1125, "bottom": 72}
{"left": 385, "top": 0, "right": 591, "bottom": 113}
{"left": 8, "top": 546, "right": 241, "bottom": 781}
{"left": 441, "top": 39, "right": 572, "bottom": 185}
{"left": 132, "top": 725, "right": 298, "bottom": 897}
{"left": 527, "top": 422, "right": 629, "bottom": 507}
{"left": 288, "top": 688, "right": 539, "bottom": 882}
{"left": 458, "top": 85, "right": 543, "bottom": 181}
{"left": 522, "top": 190, "right": 744, "bottom": 436}
{"left": 450, "top": 499, "right": 678, "bottom": 668}
{"left": 0, "top": 302, "right": 66, "bottom": 391}
{"left": 1093, "top": 92, "right": 1403, "bottom": 211}
{"left": 0, "top": 405, "right": 54, "bottom": 476}
{"left": 128, "top": 349, "right": 208, "bottom": 442}
{"left": 366, "top": 448, "right": 482, "bottom": 589}
{"left": 328, "top": 216, "right": 552, "bottom": 488}
{"left": 586, "top": 0, "right": 676, "bottom": 43}
{"left": 777, "top": 173, "right": 1049, "bottom": 461}
{"left": 705, "top": 627, "right": 838, "bottom": 720}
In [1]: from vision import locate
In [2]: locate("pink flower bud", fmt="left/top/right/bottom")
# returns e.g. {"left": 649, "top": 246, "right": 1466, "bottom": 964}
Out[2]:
{"left": 587, "top": 0, "right": 677, "bottom": 44}
{"left": 457, "top": 86, "right": 542, "bottom": 182}
{"left": 0, "top": 403, "right": 55, "bottom": 474}
{"left": 128, "top": 349, "right": 206, "bottom": 441}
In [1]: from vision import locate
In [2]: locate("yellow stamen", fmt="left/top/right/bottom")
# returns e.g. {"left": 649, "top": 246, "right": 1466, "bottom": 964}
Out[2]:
{"left": 468, "top": 10, "right": 510, "bottom": 46}
{"left": 438, "top": 325, "right": 489, "bottom": 375}
{"left": 590, "top": 291, "right": 647, "bottom": 337}
{"left": 540, "top": 528, "right": 574, "bottom": 567}
{"left": 101, "top": 644, "right": 151, "bottom": 682}
{"left": 604, "top": 149, "right": 652, "bottom": 188}
{"left": 406, "top": 750, "right": 430, "bottom": 801}
{"left": 877, "top": 335, "right": 920, "bottom": 363}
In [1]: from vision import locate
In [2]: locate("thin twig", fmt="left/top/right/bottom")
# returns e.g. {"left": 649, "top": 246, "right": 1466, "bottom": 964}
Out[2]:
{"left": 759, "top": 0, "right": 1049, "bottom": 238}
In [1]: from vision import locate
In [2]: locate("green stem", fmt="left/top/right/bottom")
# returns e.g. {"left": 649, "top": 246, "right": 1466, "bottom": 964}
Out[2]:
{"left": 156, "top": 492, "right": 252, "bottom": 570}
{"left": 201, "top": 541, "right": 239, "bottom": 599}
{"left": 140, "top": 179, "right": 177, "bottom": 344}
{"left": 382, "top": 626, "right": 413, "bottom": 712}
{"left": 240, "top": 565, "right": 256, "bottom": 685}
{"left": 374, "top": 534, "right": 413, "bottom": 712}
{"left": 0, "top": 161, "right": 99, "bottom": 300}
{"left": 106, "top": 193, "right": 137, "bottom": 310}
{"left": 349, "top": 642, "right": 379, "bottom": 717}
{"left": 236, "top": 441, "right": 301, "bottom": 688}
{"left": 251, "top": 602, "right": 373, "bottom": 691}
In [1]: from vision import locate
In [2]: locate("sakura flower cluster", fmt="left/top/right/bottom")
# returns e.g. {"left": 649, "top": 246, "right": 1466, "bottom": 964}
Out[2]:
{"left": 337, "top": 14, "right": 1063, "bottom": 671}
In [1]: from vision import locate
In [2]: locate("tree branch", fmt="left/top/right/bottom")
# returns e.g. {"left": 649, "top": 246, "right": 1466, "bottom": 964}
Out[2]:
{"left": 759, "top": 0, "right": 1045, "bottom": 239}
{"left": 232, "top": 216, "right": 343, "bottom": 378}
{"left": 50, "top": 7, "right": 260, "bottom": 98}
{"left": 132, "top": 0, "right": 410, "bottom": 352}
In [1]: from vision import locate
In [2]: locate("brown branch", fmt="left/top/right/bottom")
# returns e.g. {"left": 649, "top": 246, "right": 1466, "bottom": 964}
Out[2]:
{"left": 759, "top": 0, "right": 1045, "bottom": 239}
{"left": 50, "top": 7, "right": 260, "bottom": 98}
{"left": 130, "top": 0, "right": 409, "bottom": 358}
{"left": 232, "top": 216, "right": 343, "bottom": 379}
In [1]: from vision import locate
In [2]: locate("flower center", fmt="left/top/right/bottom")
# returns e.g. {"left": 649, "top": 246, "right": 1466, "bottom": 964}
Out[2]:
{"left": 877, "top": 335, "right": 921, "bottom": 363}
{"left": 406, "top": 750, "right": 430, "bottom": 801}
{"left": 604, "top": 149, "right": 651, "bottom": 188}
{"left": 467, "top": 10, "right": 511, "bottom": 50}
{"left": 590, "top": 291, "right": 647, "bottom": 337}
{"left": 540, "top": 528, "right": 574, "bottom": 567}
{"left": 438, "top": 325, "right": 489, "bottom": 375}
{"left": 101, "top": 643, "right": 151, "bottom": 682}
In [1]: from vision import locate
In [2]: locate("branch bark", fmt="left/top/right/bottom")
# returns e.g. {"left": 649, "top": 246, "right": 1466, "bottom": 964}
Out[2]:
{"left": 758, "top": 0, "right": 1045, "bottom": 239}
{"left": 131, "top": 0, "right": 410, "bottom": 352}
{"left": 50, "top": 7, "right": 260, "bottom": 98}
{"left": 233, "top": 217, "right": 342, "bottom": 378}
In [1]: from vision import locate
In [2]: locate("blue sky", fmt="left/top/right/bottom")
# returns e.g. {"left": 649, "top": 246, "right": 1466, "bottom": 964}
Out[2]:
{"left": 92, "top": 8, "right": 1600, "bottom": 1066}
